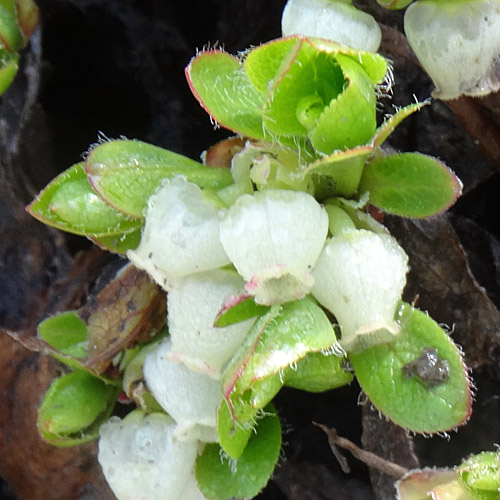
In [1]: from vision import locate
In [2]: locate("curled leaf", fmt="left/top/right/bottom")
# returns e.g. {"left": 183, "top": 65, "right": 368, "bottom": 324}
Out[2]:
{"left": 187, "top": 36, "right": 388, "bottom": 155}
{"left": 27, "top": 163, "right": 142, "bottom": 237}
{"left": 457, "top": 451, "right": 500, "bottom": 500}
{"left": 222, "top": 296, "right": 337, "bottom": 424}
{"left": 37, "top": 370, "right": 118, "bottom": 447}
{"left": 79, "top": 263, "right": 167, "bottom": 375}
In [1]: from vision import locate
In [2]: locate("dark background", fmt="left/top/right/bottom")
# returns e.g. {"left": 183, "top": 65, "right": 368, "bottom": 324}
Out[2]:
{"left": 1, "top": 1, "right": 499, "bottom": 499}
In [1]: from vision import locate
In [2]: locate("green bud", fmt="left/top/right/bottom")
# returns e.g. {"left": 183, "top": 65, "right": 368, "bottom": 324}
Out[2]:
{"left": 457, "top": 451, "right": 500, "bottom": 500}
{"left": 38, "top": 371, "right": 118, "bottom": 446}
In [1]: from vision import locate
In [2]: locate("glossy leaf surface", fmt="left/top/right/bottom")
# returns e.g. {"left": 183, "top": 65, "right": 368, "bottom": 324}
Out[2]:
{"left": 86, "top": 139, "right": 233, "bottom": 217}
{"left": 457, "top": 452, "right": 500, "bottom": 500}
{"left": 222, "top": 296, "right": 336, "bottom": 423}
{"left": 27, "top": 163, "right": 142, "bottom": 236}
{"left": 38, "top": 311, "right": 87, "bottom": 359}
{"left": 284, "top": 351, "right": 353, "bottom": 392}
{"left": 350, "top": 302, "right": 472, "bottom": 433}
{"left": 214, "top": 294, "right": 270, "bottom": 328}
{"left": 359, "top": 153, "right": 462, "bottom": 218}
{"left": 37, "top": 370, "right": 118, "bottom": 447}
{"left": 186, "top": 51, "right": 266, "bottom": 140}
{"left": 196, "top": 405, "right": 281, "bottom": 500}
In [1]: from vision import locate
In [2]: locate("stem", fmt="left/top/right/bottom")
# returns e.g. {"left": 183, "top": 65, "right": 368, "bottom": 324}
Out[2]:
{"left": 313, "top": 422, "right": 409, "bottom": 479}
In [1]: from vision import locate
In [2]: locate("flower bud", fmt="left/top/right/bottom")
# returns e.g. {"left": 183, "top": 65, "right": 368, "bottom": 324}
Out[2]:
{"left": 127, "top": 176, "right": 230, "bottom": 290}
{"left": 98, "top": 410, "right": 200, "bottom": 500}
{"left": 282, "top": 0, "right": 381, "bottom": 52}
{"left": 168, "top": 269, "right": 255, "bottom": 378}
{"left": 219, "top": 189, "right": 328, "bottom": 305}
{"left": 143, "top": 339, "right": 221, "bottom": 442}
{"left": 312, "top": 229, "right": 408, "bottom": 352}
{"left": 404, "top": 0, "right": 500, "bottom": 99}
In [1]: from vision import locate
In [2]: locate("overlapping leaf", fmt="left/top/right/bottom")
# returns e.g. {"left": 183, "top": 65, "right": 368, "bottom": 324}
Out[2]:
{"left": 7, "top": 264, "right": 166, "bottom": 377}
{"left": 86, "top": 139, "right": 233, "bottom": 217}
{"left": 187, "top": 35, "right": 387, "bottom": 155}
{"left": 221, "top": 296, "right": 338, "bottom": 424}
{"left": 37, "top": 370, "right": 118, "bottom": 447}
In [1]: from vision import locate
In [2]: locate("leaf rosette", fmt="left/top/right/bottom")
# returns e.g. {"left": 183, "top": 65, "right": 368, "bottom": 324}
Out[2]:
{"left": 186, "top": 35, "right": 388, "bottom": 155}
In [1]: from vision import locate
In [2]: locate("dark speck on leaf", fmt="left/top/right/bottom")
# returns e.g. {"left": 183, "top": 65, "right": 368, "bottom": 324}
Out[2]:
{"left": 402, "top": 347, "right": 450, "bottom": 389}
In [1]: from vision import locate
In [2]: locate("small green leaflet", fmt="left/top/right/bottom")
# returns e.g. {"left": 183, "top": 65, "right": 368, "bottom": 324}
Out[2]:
{"left": 214, "top": 294, "right": 270, "bottom": 328}
{"left": 217, "top": 399, "right": 253, "bottom": 460}
{"left": 457, "top": 452, "right": 500, "bottom": 500}
{"left": 37, "top": 370, "right": 118, "bottom": 447}
{"left": 26, "top": 162, "right": 142, "bottom": 237}
{"left": 0, "top": 51, "right": 18, "bottom": 95}
{"left": 350, "top": 302, "right": 472, "bottom": 433}
{"left": 0, "top": 2, "right": 24, "bottom": 52}
{"left": 38, "top": 311, "right": 87, "bottom": 359}
{"left": 285, "top": 351, "right": 353, "bottom": 392}
{"left": 359, "top": 153, "right": 462, "bottom": 218}
{"left": 196, "top": 404, "right": 281, "bottom": 500}
{"left": 186, "top": 51, "right": 266, "bottom": 140}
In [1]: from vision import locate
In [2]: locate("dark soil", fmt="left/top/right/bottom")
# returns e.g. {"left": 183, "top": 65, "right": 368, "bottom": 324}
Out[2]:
{"left": 1, "top": 1, "right": 499, "bottom": 499}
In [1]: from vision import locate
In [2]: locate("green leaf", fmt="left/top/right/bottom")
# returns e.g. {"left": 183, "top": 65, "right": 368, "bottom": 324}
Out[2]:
{"left": 0, "top": 3, "right": 24, "bottom": 52}
{"left": 0, "top": 50, "right": 18, "bottom": 94}
{"left": 304, "top": 145, "right": 371, "bottom": 197}
{"left": 359, "top": 153, "right": 462, "bottom": 218}
{"left": 196, "top": 405, "right": 281, "bottom": 500}
{"left": 261, "top": 39, "right": 346, "bottom": 137}
{"left": 186, "top": 50, "right": 266, "bottom": 139}
{"left": 38, "top": 311, "right": 87, "bottom": 359}
{"left": 27, "top": 162, "right": 142, "bottom": 237}
{"left": 457, "top": 452, "right": 500, "bottom": 500}
{"left": 350, "top": 302, "right": 472, "bottom": 433}
{"left": 284, "top": 351, "right": 353, "bottom": 392}
{"left": 90, "top": 227, "right": 142, "bottom": 254}
{"left": 37, "top": 370, "right": 118, "bottom": 447}
{"left": 222, "top": 296, "right": 337, "bottom": 424}
{"left": 308, "top": 53, "right": 377, "bottom": 154}
{"left": 372, "top": 102, "right": 429, "bottom": 148}
{"left": 396, "top": 469, "right": 479, "bottom": 500}
{"left": 217, "top": 399, "right": 253, "bottom": 460}
{"left": 86, "top": 139, "right": 234, "bottom": 217}
{"left": 244, "top": 37, "right": 301, "bottom": 94}
{"left": 214, "top": 294, "right": 270, "bottom": 328}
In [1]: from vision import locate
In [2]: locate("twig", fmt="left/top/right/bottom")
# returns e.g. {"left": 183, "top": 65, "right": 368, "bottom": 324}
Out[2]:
{"left": 313, "top": 422, "right": 409, "bottom": 479}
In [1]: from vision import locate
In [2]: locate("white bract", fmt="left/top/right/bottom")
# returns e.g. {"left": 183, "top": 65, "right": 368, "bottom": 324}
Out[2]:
{"left": 312, "top": 229, "right": 408, "bottom": 352}
{"left": 127, "top": 176, "right": 230, "bottom": 290}
{"left": 98, "top": 410, "right": 203, "bottom": 500}
{"left": 405, "top": 0, "right": 500, "bottom": 99}
{"left": 282, "top": 0, "right": 382, "bottom": 52}
{"left": 143, "top": 339, "right": 221, "bottom": 442}
{"left": 219, "top": 189, "right": 328, "bottom": 305}
{"left": 167, "top": 269, "right": 255, "bottom": 378}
